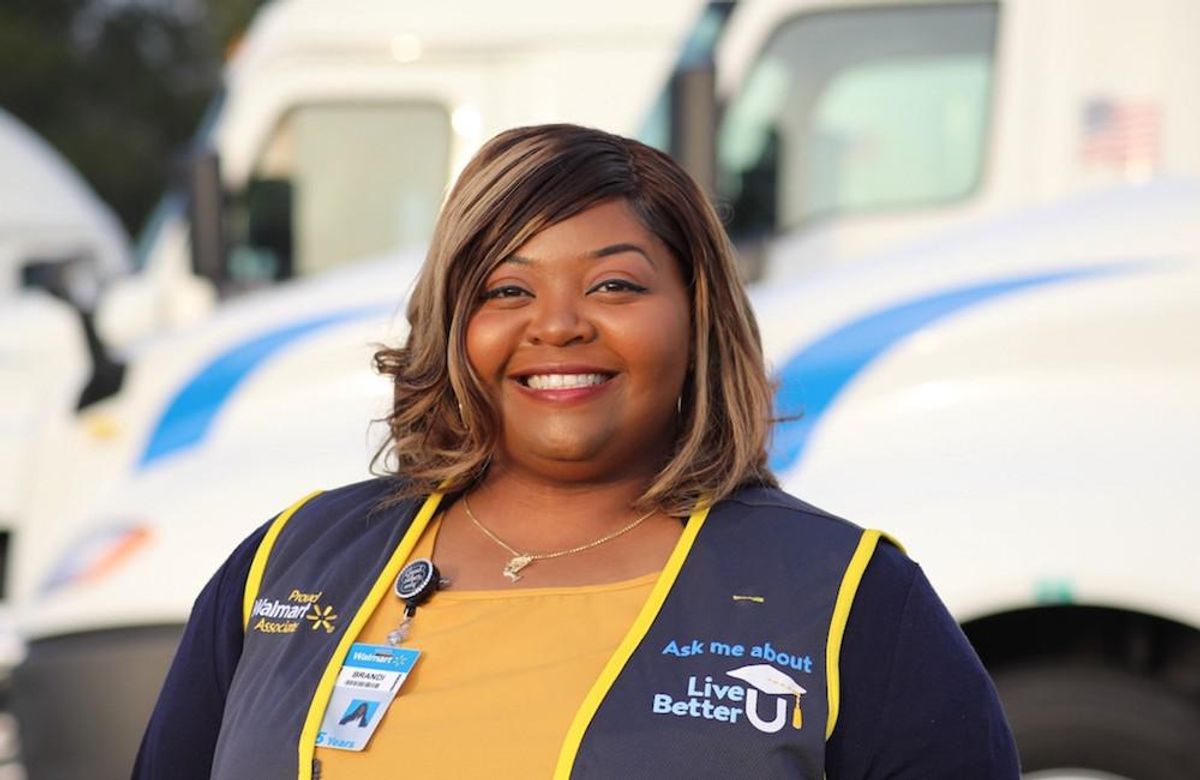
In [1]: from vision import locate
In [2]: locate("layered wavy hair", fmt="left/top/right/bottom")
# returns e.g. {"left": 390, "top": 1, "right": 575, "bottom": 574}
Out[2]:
{"left": 374, "top": 124, "right": 776, "bottom": 515}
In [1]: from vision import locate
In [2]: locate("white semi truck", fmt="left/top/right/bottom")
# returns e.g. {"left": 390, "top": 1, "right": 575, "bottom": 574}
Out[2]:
{"left": 0, "top": 106, "right": 133, "bottom": 777}
{"left": 12, "top": 1, "right": 1200, "bottom": 778}
{"left": 0, "top": 108, "right": 131, "bottom": 661}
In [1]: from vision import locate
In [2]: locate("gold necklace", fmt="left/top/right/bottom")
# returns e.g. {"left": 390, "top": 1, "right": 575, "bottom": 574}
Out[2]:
{"left": 461, "top": 495, "right": 657, "bottom": 583}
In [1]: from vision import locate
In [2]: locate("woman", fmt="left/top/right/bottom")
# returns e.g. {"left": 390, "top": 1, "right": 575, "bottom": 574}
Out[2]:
{"left": 136, "top": 124, "right": 1018, "bottom": 778}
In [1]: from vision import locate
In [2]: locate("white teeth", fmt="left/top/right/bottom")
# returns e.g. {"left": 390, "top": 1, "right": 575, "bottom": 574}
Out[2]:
{"left": 524, "top": 373, "right": 608, "bottom": 390}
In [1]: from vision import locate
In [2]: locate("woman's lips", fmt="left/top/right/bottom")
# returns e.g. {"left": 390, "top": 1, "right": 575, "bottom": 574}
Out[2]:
{"left": 512, "top": 371, "right": 615, "bottom": 401}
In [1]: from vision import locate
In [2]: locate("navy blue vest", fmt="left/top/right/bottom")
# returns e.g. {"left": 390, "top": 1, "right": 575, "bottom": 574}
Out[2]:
{"left": 210, "top": 478, "right": 886, "bottom": 779}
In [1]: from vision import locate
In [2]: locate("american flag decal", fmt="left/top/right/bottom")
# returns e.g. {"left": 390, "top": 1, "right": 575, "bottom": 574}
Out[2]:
{"left": 1081, "top": 98, "right": 1162, "bottom": 172}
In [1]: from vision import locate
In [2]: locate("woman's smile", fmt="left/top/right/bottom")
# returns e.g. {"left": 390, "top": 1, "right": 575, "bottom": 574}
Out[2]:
{"left": 514, "top": 364, "right": 614, "bottom": 391}
{"left": 519, "top": 372, "right": 610, "bottom": 391}
{"left": 466, "top": 198, "right": 691, "bottom": 480}
{"left": 510, "top": 365, "right": 618, "bottom": 410}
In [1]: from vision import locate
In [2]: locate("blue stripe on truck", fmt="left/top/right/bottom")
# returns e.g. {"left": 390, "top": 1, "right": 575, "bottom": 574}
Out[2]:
{"left": 138, "top": 263, "right": 1140, "bottom": 473}
{"left": 138, "top": 305, "right": 391, "bottom": 468}
{"left": 768, "top": 265, "right": 1131, "bottom": 475}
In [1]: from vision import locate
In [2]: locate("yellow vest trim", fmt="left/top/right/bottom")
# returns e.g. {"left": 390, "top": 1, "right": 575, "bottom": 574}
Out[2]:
{"left": 552, "top": 503, "right": 712, "bottom": 779}
{"left": 242, "top": 490, "right": 324, "bottom": 629}
{"left": 825, "top": 528, "right": 888, "bottom": 739}
{"left": 297, "top": 491, "right": 445, "bottom": 780}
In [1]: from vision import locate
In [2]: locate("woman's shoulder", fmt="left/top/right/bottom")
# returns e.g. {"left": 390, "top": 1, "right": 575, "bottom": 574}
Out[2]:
{"left": 281, "top": 475, "right": 417, "bottom": 522}
{"left": 717, "top": 483, "right": 888, "bottom": 539}
{"left": 713, "top": 483, "right": 911, "bottom": 574}
{"left": 719, "top": 483, "right": 859, "bottom": 526}
{"left": 262, "top": 476, "right": 421, "bottom": 549}
{"left": 297, "top": 474, "right": 408, "bottom": 510}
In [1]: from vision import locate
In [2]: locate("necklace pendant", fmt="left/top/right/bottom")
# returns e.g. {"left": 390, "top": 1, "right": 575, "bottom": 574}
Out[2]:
{"left": 503, "top": 554, "right": 533, "bottom": 583}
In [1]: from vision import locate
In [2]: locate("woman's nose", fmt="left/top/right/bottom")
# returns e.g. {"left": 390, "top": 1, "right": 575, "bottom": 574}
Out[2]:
{"left": 525, "top": 294, "right": 595, "bottom": 346}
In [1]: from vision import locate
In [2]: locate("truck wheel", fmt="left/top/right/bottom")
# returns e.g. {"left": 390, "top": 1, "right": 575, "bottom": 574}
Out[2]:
{"left": 994, "top": 665, "right": 1200, "bottom": 780}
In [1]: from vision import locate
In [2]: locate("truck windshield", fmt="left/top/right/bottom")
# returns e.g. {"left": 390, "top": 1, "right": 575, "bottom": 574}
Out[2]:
{"left": 227, "top": 101, "right": 450, "bottom": 288}
{"left": 716, "top": 3, "right": 998, "bottom": 239}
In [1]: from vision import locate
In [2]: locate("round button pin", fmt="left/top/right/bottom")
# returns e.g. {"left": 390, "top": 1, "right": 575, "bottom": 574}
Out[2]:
{"left": 395, "top": 558, "right": 440, "bottom": 604}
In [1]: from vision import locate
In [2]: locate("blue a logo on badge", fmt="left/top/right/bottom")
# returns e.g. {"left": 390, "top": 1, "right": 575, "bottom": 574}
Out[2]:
{"left": 339, "top": 698, "right": 381, "bottom": 728}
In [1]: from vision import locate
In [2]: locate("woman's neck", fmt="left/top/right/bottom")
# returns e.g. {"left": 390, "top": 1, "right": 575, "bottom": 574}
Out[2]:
{"left": 466, "top": 464, "right": 652, "bottom": 544}
{"left": 430, "top": 462, "right": 682, "bottom": 590}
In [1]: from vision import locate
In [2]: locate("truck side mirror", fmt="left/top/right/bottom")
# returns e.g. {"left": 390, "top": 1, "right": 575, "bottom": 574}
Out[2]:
{"left": 671, "top": 56, "right": 770, "bottom": 281}
{"left": 670, "top": 58, "right": 718, "bottom": 197}
{"left": 227, "top": 176, "right": 295, "bottom": 287}
{"left": 19, "top": 254, "right": 126, "bottom": 408}
{"left": 187, "top": 149, "right": 227, "bottom": 288}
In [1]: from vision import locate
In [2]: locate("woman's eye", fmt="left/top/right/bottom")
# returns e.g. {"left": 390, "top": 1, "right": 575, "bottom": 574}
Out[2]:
{"left": 481, "top": 285, "right": 530, "bottom": 300}
{"left": 590, "top": 279, "right": 648, "bottom": 294}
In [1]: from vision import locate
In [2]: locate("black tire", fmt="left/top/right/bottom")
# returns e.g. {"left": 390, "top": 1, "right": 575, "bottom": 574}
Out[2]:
{"left": 994, "top": 664, "right": 1200, "bottom": 780}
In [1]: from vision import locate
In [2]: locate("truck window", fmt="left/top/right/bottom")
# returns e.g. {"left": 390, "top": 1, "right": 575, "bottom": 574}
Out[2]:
{"left": 228, "top": 102, "right": 450, "bottom": 288}
{"left": 716, "top": 3, "right": 998, "bottom": 240}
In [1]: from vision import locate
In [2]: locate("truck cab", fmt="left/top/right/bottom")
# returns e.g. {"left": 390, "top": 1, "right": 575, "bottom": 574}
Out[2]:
{"left": 97, "top": 0, "right": 701, "bottom": 347}
{"left": 677, "top": 1, "right": 1200, "bottom": 776}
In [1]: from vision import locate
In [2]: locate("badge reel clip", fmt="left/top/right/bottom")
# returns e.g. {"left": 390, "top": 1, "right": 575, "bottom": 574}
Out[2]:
{"left": 387, "top": 558, "right": 448, "bottom": 646}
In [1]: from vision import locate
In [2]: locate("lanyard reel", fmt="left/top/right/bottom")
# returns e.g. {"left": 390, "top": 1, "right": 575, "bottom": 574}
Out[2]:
{"left": 387, "top": 558, "right": 449, "bottom": 646}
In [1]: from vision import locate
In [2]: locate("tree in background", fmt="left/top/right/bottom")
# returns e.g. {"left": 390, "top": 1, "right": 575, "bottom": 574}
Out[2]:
{"left": 0, "top": 0, "right": 266, "bottom": 238}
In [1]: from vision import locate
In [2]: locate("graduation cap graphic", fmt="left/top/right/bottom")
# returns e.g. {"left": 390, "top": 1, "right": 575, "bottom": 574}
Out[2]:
{"left": 726, "top": 663, "right": 808, "bottom": 730}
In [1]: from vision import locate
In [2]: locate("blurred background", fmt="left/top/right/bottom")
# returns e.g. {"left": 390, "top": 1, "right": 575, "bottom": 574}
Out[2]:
{"left": 0, "top": 0, "right": 264, "bottom": 239}
{"left": 2, "top": 0, "right": 1198, "bottom": 778}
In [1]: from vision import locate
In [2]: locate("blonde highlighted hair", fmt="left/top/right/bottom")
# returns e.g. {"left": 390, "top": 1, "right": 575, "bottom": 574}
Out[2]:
{"left": 374, "top": 124, "right": 776, "bottom": 515}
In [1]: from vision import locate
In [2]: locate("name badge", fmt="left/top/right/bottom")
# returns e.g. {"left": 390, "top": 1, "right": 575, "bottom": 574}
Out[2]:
{"left": 315, "top": 642, "right": 421, "bottom": 751}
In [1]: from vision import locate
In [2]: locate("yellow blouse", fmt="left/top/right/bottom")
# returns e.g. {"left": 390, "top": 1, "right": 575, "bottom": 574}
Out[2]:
{"left": 314, "top": 513, "right": 657, "bottom": 778}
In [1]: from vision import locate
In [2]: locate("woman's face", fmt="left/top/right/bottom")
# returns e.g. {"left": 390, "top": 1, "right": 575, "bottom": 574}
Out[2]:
{"left": 466, "top": 199, "right": 692, "bottom": 484}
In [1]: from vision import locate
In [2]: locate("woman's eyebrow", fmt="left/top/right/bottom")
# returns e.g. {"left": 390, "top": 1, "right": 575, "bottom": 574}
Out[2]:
{"left": 503, "top": 243, "right": 655, "bottom": 266}
{"left": 589, "top": 243, "right": 655, "bottom": 266}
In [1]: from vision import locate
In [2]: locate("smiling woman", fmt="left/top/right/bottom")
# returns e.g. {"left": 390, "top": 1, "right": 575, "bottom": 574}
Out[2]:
{"left": 374, "top": 124, "right": 774, "bottom": 519}
{"left": 135, "top": 125, "right": 1019, "bottom": 779}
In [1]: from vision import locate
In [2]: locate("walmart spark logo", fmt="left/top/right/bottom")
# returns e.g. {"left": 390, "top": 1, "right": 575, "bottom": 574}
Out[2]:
{"left": 307, "top": 603, "right": 338, "bottom": 633}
